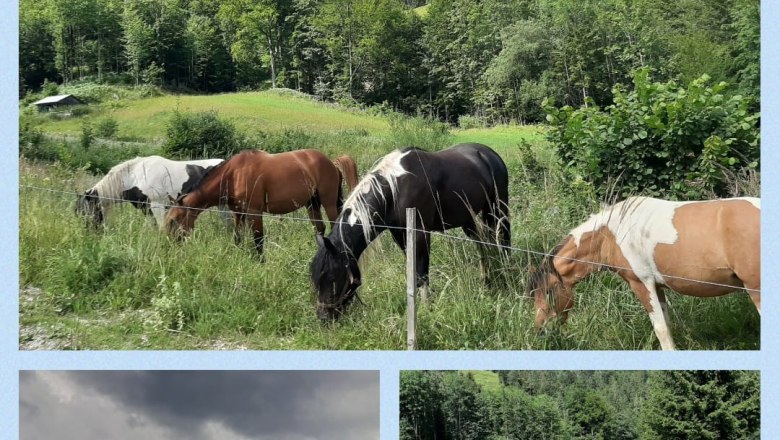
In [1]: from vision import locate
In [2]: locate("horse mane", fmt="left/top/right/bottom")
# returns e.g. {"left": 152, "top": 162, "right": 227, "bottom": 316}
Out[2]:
{"left": 341, "top": 149, "right": 413, "bottom": 240}
{"left": 528, "top": 238, "right": 569, "bottom": 297}
{"left": 89, "top": 156, "right": 150, "bottom": 204}
{"left": 178, "top": 156, "right": 232, "bottom": 200}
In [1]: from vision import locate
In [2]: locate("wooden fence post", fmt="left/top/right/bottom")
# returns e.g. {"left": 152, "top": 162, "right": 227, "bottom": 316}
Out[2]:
{"left": 406, "top": 207, "right": 417, "bottom": 350}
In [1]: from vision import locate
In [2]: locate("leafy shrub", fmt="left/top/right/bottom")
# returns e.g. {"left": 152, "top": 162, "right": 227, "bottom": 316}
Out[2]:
{"left": 544, "top": 68, "right": 760, "bottom": 198}
{"left": 254, "top": 128, "right": 312, "bottom": 154}
{"left": 146, "top": 275, "right": 186, "bottom": 331}
{"left": 42, "top": 79, "right": 59, "bottom": 96}
{"left": 95, "top": 116, "right": 119, "bottom": 139}
{"left": 163, "top": 110, "right": 247, "bottom": 159}
{"left": 69, "top": 105, "right": 91, "bottom": 117}
{"left": 80, "top": 120, "right": 94, "bottom": 150}
{"left": 19, "top": 121, "right": 58, "bottom": 162}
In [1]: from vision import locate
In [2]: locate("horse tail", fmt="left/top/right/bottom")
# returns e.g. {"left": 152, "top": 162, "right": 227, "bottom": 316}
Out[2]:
{"left": 332, "top": 155, "right": 359, "bottom": 192}
{"left": 336, "top": 177, "right": 344, "bottom": 213}
{"left": 477, "top": 147, "right": 511, "bottom": 255}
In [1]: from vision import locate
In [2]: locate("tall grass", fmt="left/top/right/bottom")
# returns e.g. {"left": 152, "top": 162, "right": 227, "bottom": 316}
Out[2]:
{"left": 19, "top": 148, "right": 759, "bottom": 350}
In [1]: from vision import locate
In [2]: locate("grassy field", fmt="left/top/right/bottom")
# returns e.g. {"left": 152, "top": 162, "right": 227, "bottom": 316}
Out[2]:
{"left": 18, "top": 90, "right": 760, "bottom": 350}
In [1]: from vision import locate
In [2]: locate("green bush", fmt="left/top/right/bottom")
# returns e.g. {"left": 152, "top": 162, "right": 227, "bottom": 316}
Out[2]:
{"left": 80, "top": 120, "right": 94, "bottom": 151}
{"left": 163, "top": 110, "right": 247, "bottom": 159}
{"left": 254, "top": 128, "right": 312, "bottom": 154}
{"left": 95, "top": 116, "right": 119, "bottom": 139}
{"left": 544, "top": 68, "right": 760, "bottom": 198}
{"left": 19, "top": 121, "right": 58, "bottom": 162}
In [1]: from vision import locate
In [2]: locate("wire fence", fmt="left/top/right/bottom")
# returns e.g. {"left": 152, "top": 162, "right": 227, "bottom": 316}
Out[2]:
{"left": 20, "top": 183, "right": 760, "bottom": 293}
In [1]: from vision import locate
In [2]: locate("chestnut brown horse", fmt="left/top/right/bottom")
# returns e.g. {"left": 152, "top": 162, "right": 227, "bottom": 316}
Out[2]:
{"left": 164, "top": 149, "right": 345, "bottom": 256}
{"left": 528, "top": 196, "right": 760, "bottom": 350}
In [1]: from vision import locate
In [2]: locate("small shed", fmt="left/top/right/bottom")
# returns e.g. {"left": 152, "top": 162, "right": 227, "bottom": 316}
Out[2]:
{"left": 32, "top": 94, "right": 84, "bottom": 112}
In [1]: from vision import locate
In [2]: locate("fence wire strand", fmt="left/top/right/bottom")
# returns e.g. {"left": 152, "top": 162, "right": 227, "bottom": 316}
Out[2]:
{"left": 20, "top": 183, "right": 760, "bottom": 293}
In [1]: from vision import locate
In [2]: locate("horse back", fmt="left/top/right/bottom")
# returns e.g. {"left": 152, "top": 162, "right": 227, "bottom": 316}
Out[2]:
{"left": 396, "top": 143, "right": 507, "bottom": 228}
{"left": 652, "top": 198, "right": 760, "bottom": 295}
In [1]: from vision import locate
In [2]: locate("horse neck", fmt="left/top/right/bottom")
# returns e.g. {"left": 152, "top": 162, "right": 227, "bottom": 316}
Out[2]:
{"left": 331, "top": 222, "right": 374, "bottom": 262}
{"left": 557, "top": 232, "right": 611, "bottom": 281}
{"left": 184, "top": 167, "right": 229, "bottom": 209}
{"left": 92, "top": 169, "right": 128, "bottom": 208}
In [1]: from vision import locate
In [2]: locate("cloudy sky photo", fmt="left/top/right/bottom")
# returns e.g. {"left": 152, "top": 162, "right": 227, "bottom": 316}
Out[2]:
{"left": 20, "top": 370, "right": 379, "bottom": 440}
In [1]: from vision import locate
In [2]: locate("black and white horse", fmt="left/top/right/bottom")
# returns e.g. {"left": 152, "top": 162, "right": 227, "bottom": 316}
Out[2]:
{"left": 75, "top": 155, "right": 223, "bottom": 228}
{"left": 310, "top": 143, "right": 510, "bottom": 320}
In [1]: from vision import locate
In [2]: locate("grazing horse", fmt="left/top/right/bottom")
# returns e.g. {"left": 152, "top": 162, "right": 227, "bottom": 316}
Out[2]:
{"left": 310, "top": 143, "right": 510, "bottom": 321}
{"left": 164, "top": 149, "right": 343, "bottom": 256}
{"left": 75, "top": 155, "right": 223, "bottom": 228}
{"left": 527, "top": 196, "right": 760, "bottom": 350}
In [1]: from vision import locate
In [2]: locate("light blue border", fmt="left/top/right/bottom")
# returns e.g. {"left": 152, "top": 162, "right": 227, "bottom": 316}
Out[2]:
{"left": 5, "top": 1, "right": 778, "bottom": 439}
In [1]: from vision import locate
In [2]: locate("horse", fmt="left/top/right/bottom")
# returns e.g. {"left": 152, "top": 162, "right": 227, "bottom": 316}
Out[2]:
{"left": 75, "top": 155, "right": 223, "bottom": 228}
{"left": 527, "top": 196, "right": 760, "bottom": 350}
{"left": 310, "top": 143, "right": 511, "bottom": 321}
{"left": 164, "top": 149, "right": 344, "bottom": 256}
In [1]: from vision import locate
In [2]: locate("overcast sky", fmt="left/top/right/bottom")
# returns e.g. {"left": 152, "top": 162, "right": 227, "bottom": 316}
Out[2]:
{"left": 20, "top": 370, "right": 379, "bottom": 440}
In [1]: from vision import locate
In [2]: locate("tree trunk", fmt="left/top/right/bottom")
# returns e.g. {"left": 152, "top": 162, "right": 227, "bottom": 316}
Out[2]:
{"left": 267, "top": 35, "right": 276, "bottom": 88}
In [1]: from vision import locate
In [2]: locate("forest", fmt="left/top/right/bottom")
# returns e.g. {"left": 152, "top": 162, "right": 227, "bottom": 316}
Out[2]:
{"left": 20, "top": 0, "right": 759, "bottom": 124}
{"left": 400, "top": 370, "right": 760, "bottom": 440}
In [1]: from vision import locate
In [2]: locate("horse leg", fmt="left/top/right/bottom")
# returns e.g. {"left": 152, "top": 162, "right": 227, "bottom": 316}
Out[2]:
{"left": 307, "top": 193, "right": 326, "bottom": 235}
{"left": 463, "top": 223, "right": 491, "bottom": 284}
{"left": 247, "top": 212, "right": 265, "bottom": 258}
{"left": 150, "top": 204, "right": 166, "bottom": 228}
{"left": 628, "top": 279, "right": 676, "bottom": 350}
{"left": 233, "top": 212, "right": 246, "bottom": 245}
{"left": 414, "top": 231, "right": 431, "bottom": 302}
{"left": 742, "top": 280, "right": 761, "bottom": 315}
{"left": 391, "top": 228, "right": 431, "bottom": 302}
{"left": 657, "top": 288, "right": 671, "bottom": 326}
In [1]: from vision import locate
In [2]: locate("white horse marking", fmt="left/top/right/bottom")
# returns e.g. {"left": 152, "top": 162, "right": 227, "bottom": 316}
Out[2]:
{"left": 343, "top": 150, "right": 411, "bottom": 240}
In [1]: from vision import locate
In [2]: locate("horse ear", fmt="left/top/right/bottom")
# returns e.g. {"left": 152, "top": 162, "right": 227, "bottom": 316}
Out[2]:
{"left": 315, "top": 234, "right": 338, "bottom": 254}
{"left": 167, "top": 195, "right": 177, "bottom": 205}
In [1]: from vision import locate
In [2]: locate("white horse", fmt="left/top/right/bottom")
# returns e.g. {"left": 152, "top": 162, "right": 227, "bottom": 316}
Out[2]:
{"left": 76, "top": 155, "right": 225, "bottom": 228}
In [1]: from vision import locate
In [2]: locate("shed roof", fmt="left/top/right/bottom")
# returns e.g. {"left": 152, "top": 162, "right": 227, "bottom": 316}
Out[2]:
{"left": 32, "top": 94, "right": 82, "bottom": 105}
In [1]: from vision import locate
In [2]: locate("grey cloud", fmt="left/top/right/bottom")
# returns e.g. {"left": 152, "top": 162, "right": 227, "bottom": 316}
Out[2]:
{"left": 20, "top": 371, "right": 379, "bottom": 440}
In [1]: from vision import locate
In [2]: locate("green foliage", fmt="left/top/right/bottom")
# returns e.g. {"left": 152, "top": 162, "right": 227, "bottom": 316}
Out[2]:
{"left": 544, "top": 69, "right": 759, "bottom": 198}
{"left": 42, "top": 79, "right": 59, "bottom": 96}
{"left": 254, "top": 129, "right": 312, "bottom": 154}
{"left": 642, "top": 371, "right": 760, "bottom": 440}
{"left": 163, "top": 110, "right": 247, "bottom": 159}
{"left": 401, "top": 371, "right": 757, "bottom": 440}
{"left": 147, "top": 275, "right": 186, "bottom": 331}
{"left": 94, "top": 116, "right": 119, "bottom": 139}
{"left": 80, "top": 119, "right": 94, "bottom": 151}
{"left": 388, "top": 113, "right": 453, "bottom": 151}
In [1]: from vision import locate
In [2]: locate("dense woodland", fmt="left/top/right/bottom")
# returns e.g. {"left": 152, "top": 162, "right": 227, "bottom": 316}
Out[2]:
{"left": 20, "top": 0, "right": 759, "bottom": 124}
{"left": 400, "top": 370, "right": 760, "bottom": 440}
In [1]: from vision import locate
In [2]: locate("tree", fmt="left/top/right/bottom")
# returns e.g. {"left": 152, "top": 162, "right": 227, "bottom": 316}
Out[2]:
{"left": 642, "top": 371, "right": 760, "bottom": 440}
{"left": 400, "top": 371, "right": 446, "bottom": 440}
{"left": 19, "top": 0, "right": 57, "bottom": 94}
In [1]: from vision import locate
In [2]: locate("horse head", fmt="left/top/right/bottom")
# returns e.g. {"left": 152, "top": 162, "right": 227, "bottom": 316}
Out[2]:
{"left": 162, "top": 194, "right": 195, "bottom": 240}
{"left": 75, "top": 189, "right": 104, "bottom": 229}
{"left": 311, "top": 234, "right": 362, "bottom": 321}
{"left": 527, "top": 241, "right": 573, "bottom": 329}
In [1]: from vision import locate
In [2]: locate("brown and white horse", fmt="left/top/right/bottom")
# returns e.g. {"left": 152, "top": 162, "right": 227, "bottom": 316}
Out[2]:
{"left": 528, "top": 196, "right": 760, "bottom": 350}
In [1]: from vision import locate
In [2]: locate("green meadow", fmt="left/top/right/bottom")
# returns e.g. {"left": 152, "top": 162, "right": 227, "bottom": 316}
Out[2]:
{"left": 18, "top": 90, "right": 759, "bottom": 350}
